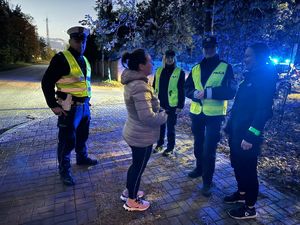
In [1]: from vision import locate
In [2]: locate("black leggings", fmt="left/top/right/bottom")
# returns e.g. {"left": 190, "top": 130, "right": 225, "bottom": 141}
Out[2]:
{"left": 229, "top": 137, "right": 259, "bottom": 206}
{"left": 126, "top": 145, "right": 152, "bottom": 199}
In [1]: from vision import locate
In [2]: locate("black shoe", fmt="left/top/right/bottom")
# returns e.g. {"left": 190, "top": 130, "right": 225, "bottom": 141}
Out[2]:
{"left": 188, "top": 168, "right": 202, "bottom": 178}
{"left": 228, "top": 205, "right": 257, "bottom": 219}
{"left": 76, "top": 157, "right": 98, "bottom": 166}
{"left": 153, "top": 145, "right": 163, "bottom": 153}
{"left": 224, "top": 191, "right": 246, "bottom": 204}
{"left": 201, "top": 183, "right": 212, "bottom": 197}
{"left": 162, "top": 149, "right": 173, "bottom": 157}
{"left": 60, "top": 172, "right": 75, "bottom": 186}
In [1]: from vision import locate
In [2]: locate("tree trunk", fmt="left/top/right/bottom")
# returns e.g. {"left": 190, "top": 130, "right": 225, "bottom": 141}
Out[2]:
{"left": 108, "top": 59, "right": 111, "bottom": 81}
{"left": 101, "top": 50, "right": 105, "bottom": 79}
{"left": 203, "top": 0, "right": 214, "bottom": 35}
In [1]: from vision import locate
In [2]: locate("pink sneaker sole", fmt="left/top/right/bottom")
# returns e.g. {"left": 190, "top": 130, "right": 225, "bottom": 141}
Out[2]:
{"left": 123, "top": 201, "right": 150, "bottom": 211}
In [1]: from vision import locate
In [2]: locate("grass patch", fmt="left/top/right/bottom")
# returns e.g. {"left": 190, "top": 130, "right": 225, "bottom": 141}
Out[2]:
{"left": 94, "top": 79, "right": 123, "bottom": 87}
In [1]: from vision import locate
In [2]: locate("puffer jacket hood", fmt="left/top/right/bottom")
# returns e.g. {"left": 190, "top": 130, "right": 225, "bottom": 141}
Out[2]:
{"left": 121, "top": 69, "right": 148, "bottom": 85}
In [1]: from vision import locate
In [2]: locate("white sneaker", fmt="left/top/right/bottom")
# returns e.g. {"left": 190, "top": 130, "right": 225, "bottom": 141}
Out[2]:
{"left": 123, "top": 198, "right": 150, "bottom": 212}
{"left": 120, "top": 189, "right": 144, "bottom": 202}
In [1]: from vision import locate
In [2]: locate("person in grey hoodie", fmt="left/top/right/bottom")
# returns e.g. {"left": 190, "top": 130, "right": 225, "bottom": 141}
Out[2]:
{"left": 120, "top": 49, "right": 167, "bottom": 212}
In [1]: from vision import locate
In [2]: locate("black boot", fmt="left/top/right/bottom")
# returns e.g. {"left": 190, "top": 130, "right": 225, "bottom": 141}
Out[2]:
{"left": 162, "top": 148, "right": 173, "bottom": 157}
{"left": 188, "top": 168, "right": 202, "bottom": 178}
{"left": 76, "top": 157, "right": 98, "bottom": 166}
{"left": 60, "top": 171, "right": 75, "bottom": 186}
{"left": 153, "top": 145, "right": 163, "bottom": 153}
{"left": 201, "top": 183, "right": 213, "bottom": 197}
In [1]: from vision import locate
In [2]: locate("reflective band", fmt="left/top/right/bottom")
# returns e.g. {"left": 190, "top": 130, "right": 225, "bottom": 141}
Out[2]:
{"left": 58, "top": 87, "right": 86, "bottom": 92}
{"left": 249, "top": 126, "right": 261, "bottom": 136}
{"left": 55, "top": 50, "right": 92, "bottom": 98}
{"left": 56, "top": 77, "right": 84, "bottom": 83}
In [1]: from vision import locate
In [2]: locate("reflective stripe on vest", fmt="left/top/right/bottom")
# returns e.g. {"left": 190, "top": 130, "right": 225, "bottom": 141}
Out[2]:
{"left": 190, "top": 62, "right": 228, "bottom": 116}
{"left": 154, "top": 66, "right": 181, "bottom": 107}
{"left": 56, "top": 50, "right": 91, "bottom": 97}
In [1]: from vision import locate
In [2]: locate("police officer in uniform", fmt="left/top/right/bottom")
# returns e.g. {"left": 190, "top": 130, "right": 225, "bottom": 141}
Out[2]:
{"left": 185, "top": 36, "right": 236, "bottom": 196}
{"left": 153, "top": 50, "right": 185, "bottom": 156}
{"left": 41, "top": 26, "right": 98, "bottom": 186}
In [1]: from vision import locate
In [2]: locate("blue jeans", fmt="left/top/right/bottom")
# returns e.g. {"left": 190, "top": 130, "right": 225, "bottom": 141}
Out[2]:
{"left": 190, "top": 113, "right": 223, "bottom": 185}
{"left": 57, "top": 100, "right": 91, "bottom": 174}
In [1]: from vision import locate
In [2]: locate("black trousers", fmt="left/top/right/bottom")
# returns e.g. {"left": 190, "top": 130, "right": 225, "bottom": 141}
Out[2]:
{"left": 229, "top": 136, "right": 259, "bottom": 206}
{"left": 126, "top": 145, "right": 152, "bottom": 199}
{"left": 57, "top": 101, "right": 90, "bottom": 175}
{"left": 157, "top": 110, "right": 177, "bottom": 150}
{"left": 190, "top": 113, "right": 223, "bottom": 185}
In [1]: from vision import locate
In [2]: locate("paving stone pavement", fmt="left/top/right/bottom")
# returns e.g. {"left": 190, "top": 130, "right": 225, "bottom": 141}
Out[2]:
{"left": 0, "top": 104, "right": 299, "bottom": 225}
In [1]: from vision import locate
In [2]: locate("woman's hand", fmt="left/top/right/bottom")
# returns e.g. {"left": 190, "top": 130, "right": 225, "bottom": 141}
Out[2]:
{"left": 241, "top": 139, "right": 253, "bottom": 150}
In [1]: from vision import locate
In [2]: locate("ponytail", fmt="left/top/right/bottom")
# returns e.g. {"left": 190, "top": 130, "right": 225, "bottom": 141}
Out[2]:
{"left": 121, "top": 52, "right": 131, "bottom": 69}
{"left": 121, "top": 49, "right": 148, "bottom": 71}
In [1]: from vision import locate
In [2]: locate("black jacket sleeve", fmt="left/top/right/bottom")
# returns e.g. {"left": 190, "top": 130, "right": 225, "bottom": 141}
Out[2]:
{"left": 204, "top": 64, "right": 236, "bottom": 100}
{"left": 244, "top": 73, "right": 276, "bottom": 144}
{"left": 177, "top": 70, "right": 186, "bottom": 109}
{"left": 41, "top": 53, "right": 69, "bottom": 108}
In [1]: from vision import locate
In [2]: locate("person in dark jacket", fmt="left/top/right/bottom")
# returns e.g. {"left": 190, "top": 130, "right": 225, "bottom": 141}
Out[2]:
{"left": 152, "top": 50, "right": 185, "bottom": 156}
{"left": 41, "top": 26, "right": 98, "bottom": 186}
{"left": 224, "top": 43, "right": 277, "bottom": 219}
{"left": 185, "top": 36, "right": 236, "bottom": 197}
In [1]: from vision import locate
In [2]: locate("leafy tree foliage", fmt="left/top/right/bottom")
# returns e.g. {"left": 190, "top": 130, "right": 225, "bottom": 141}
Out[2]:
{"left": 83, "top": 0, "right": 298, "bottom": 67}
{"left": 211, "top": 0, "right": 297, "bottom": 64}
{"left": 0, "top": 0, "right": 50, "bottom": 65}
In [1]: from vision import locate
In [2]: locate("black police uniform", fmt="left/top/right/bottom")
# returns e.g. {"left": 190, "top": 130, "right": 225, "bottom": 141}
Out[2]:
{"left": 41, "top": 46, "right": 97, "bottom": 186}
{"left": 153, "top": 63, "right": 185, "bottom": 153}
{"left": 185, "top": 54, "right": 236, "bottom": 188}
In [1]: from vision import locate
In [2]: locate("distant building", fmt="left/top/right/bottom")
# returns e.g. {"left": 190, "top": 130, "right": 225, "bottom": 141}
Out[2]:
{"left": 48, "top": 38, "right": 67, "bottom": 52}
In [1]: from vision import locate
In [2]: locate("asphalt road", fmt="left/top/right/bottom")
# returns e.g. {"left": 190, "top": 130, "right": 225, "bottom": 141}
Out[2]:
{"left": 0, "top": 65, "right": 123, "bottom": 134}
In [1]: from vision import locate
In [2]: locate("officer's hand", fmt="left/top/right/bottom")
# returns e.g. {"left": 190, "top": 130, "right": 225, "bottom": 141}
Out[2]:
{"left": 51, "top": 107, "right": 67, "bottom": 116}
{"left": 193, "top": 90, "right": 204, "bottom": 99}
{"left": 176, "top": 108, "right": 182, "bottom": 114}
{"left": 241, "top": 139, "right": 253, "bottom": 150}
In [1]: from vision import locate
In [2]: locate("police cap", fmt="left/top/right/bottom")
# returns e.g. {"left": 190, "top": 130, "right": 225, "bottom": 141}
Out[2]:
{"left": 202, "top": 36, "right": 217, "bottom": 48}
{"left": 67, "top": 26, "right": 90, "bottom": 40}
{"left": 165, "top": 50, "right": 176, "bottom": 57}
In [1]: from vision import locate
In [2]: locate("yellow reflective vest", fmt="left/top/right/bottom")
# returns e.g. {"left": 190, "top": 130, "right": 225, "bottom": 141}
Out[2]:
{"left": 154, "top": 66, "right": 181, "bottom": 107}
{"left": 56, "top": 50, "right": 91, "bottom": 97}
{"left": 190, "top": 62, "right": 228, "bottom": 115}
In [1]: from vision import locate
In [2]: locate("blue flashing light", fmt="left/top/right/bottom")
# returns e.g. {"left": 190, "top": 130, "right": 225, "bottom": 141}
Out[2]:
{"left": 271, "top": 58, "right": 279, "bottom": 64}
{"left": 285, "top": 59, "right": 290, "bottom": 64}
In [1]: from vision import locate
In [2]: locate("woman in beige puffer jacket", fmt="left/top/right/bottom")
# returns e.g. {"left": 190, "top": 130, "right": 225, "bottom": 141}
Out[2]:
{"left": 120, "top": 49, "right": 167, "bottom": 212}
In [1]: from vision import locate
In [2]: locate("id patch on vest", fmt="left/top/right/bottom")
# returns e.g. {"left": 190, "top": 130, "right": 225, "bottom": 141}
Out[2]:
{"left": 213, "top": 71, "right": 225, "bottom": 75}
